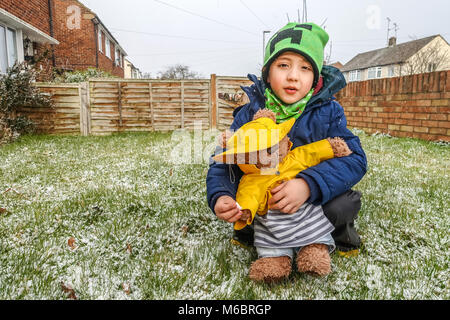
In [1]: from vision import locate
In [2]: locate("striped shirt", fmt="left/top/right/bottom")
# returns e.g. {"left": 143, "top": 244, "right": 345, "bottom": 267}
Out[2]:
{"left": 254, "top": 203, "right": 335, "bottom": 248}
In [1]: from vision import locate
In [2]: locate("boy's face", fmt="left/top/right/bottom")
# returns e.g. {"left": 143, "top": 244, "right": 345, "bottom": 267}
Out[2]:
{"left": 267, "top": 51, "right": 314, "bottom": 104}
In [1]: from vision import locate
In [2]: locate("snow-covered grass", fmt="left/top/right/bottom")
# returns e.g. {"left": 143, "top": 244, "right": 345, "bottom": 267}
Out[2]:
{"left": 0, "top": 130, "right": 448, "bottom": 300}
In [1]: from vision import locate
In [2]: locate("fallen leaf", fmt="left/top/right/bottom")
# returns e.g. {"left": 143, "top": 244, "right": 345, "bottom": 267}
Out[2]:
{"left": 0, "top": 207, "right": 7, "bottom": 215}
{"left": 126, "top": 243, "right": 132, "bottom": 254}
{"left": 68, "top": 237, "right": 76, "bottom": 250}
{"left": 122, "top": 282, "right": 131, "bottom": 295}
{"left": 181, "top": 225, "right": 189, "bottom": 237}
{"left": 61, "top": 282, "right": 77, "bottom": 300}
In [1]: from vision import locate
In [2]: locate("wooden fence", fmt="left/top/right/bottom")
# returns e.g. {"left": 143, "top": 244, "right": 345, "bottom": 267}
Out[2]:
{"left": 23, "top": 71, "right": 449, "bottom": 140}
{"left": 21, "top": 75, "right": 252, "bottom": 135}
{"left": 18, "top": 83, "right": 82, "bottom": 134}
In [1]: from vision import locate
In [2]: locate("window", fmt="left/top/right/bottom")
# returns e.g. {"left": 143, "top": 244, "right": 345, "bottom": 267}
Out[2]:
{"left": 388, "top": 66, "right": 395, "bottom": 77}
{"left": 105, "top": 37, "right": 110, "bottom": 58}
{"left": 115, "top": 49, "right": 121, "bottom": 67}
{"left": 98, "top": 29, "right": 103, "bottom": 52}
{"left": 0, "top": 25, "right": 18, "bottom": 73}
{"left": 428, "top": 63, "right": 437, "bottom": 72}
{"left": 368, "top": 66, "right": 382, "bottom": 79}
{"left": 0, "top": 26, "right": 7, "bottom": 73}
{"left": 348, "top": 70, "right": 361, "bottom": 82}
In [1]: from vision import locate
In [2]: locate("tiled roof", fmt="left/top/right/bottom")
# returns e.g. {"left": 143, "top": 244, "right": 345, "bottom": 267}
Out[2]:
{"left": 341, "top": 35, "right": 440, "bottom": 72}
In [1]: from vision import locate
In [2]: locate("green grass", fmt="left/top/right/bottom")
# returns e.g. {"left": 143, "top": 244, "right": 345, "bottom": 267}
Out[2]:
{"left": 0, "top": 130, "right": 448, "bottom": 299}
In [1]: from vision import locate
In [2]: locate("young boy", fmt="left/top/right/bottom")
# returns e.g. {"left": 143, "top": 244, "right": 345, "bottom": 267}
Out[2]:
{"left": 207, "top": 22, "right": 367, "bottom": 257}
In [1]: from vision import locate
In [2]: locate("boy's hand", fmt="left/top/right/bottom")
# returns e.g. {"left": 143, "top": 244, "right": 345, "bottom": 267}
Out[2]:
{"left": 214, "top": 195, "right": 243, "bottom": 223}
{"left": 268, "top": 178, "right": 310, "bottom": 214}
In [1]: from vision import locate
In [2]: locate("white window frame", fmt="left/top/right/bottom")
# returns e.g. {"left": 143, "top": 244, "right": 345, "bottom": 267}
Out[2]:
{"left": 388, "top": 66, "right": 395, "bottom": 77}
{"left": 105, "top": 37, "right": 111, "bottom": 59}
{"left": 368, "top": 66, "right": 382, "bottom": 79}
{"left": 98, "top": 28, "right": 103, "bottom": 53}
{"left": 348, "top": 69, "right": 361, "bottom": 82}
{"left": 427, "top": 63, "right": 437, "bottom": 72}
{"left": 0, "top": 23, "right": 19, "bottom": 74}
{"left": 115, "top": 48, "right": 121, "bottom": 67}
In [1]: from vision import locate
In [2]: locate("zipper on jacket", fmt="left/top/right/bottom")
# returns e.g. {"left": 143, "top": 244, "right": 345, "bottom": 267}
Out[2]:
{"left": 228, "top": 164, "right": 235, "bottom": 184}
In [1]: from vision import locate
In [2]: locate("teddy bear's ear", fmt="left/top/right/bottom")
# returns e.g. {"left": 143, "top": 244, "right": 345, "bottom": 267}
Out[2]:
{"left": 218, "top": 130, "right": 233, "bottom": 148}
{"left": 253, "top": 109, "right": 276, "bottom": 122}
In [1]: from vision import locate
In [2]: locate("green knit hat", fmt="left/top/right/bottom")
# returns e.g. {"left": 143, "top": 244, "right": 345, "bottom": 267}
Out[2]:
{"left": 262, "top": 22, "right": 329, "bottom": 87}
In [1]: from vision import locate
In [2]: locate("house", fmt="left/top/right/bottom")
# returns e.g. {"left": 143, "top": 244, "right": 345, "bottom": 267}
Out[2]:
{"left": 341, "top": 35, "right": 450, "bottom": 82}
{"left": 0, "top": 2, "right": 59, "bottom": 74}
{"left": 124, "top": 58, "right": 142, "bottom": 79}
{"left": 328, "top": 61, "right": 343, "bottom": 70}
{"left": 0, "top": 0, "right": 127, "bottom": 78}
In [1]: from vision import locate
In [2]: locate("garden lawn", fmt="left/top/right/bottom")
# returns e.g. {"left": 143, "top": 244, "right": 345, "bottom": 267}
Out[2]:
{"left": 0, "top": 130, "right": 448, "bottom": 299}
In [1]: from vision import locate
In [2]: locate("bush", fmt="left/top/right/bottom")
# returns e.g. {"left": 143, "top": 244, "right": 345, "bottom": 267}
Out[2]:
{"left": 53, "top": 68, "right": 117, "bottom": 83}
{"left": 0, "top": 62, "right": 53, "bottom": 145}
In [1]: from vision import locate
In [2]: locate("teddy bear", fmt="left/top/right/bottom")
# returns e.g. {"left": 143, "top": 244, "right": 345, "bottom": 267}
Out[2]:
{"left": 213, "top": 109, "right": 352, "bottom": 283}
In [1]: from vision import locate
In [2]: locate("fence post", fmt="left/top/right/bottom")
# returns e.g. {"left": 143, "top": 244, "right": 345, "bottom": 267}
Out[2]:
{"left": 79, "top": 82, "right": 90, "bottom": 136}
{"left": 181, "top": 81, "right": 185, "bottom": 129}
{"left": 210, "top": 74, "right": 217, "bottom": 129}
{"left": 149, "top": 82, "right": 154, "bottom": 131}
{"left": 118, "top": 81, "right": 123, "bottom": 129}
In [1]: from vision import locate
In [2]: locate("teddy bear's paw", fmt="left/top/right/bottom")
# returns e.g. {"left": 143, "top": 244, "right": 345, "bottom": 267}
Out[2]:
{"left": 218, "top": 130, "right": 234, "bottom": 148}
{"left": 296, "top": 243, "right": 331, "bottom": 277}
{"left": 249, "top": 256, "right": 292, "bottom": 283}
{"left": 253, "top": 109, "right": 276, "bottom": 122}
{"left": 327, "top": 137, "right": 352, "bottom": 158}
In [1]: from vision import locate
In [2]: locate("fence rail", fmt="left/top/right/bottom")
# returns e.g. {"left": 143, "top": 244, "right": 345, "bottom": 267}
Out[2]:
{"left": 18, "top": 83, "right": 81, "bottom": 134}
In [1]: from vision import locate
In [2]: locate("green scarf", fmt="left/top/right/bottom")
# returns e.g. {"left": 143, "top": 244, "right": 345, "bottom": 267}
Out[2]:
{"left": 264, "top": 88, "right": 314, "bottom": 123}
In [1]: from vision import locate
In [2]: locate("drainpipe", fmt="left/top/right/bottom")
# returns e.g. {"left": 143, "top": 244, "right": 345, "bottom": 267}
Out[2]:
{"left": 93, "top": 20, "right": 99, "bottom": 68}
{"left": 48, "top": 0, "right": 56, "bottom": 67}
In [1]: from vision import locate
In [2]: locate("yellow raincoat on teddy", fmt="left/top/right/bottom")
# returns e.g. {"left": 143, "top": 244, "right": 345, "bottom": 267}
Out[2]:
{"left": 233, "top": 139, "right": 335, "bottom": 230}
{"left": 213, "top": 115, "right": 336, "bottom": 230}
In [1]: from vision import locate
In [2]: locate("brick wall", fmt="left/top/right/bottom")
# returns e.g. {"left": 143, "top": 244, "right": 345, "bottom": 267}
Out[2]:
{"left": 52, "top": 0, "right": 96, "bottom": 71}
{"left": 52, "top": 0, "right": 124, "bottom": 78}
{"left": 1, "top": 0, "right": 124, "bottom": 78}
{"left": 0, "top": 0, "right": 51, "bottom": 35}
{"left": 335, "top": 71, "right": 450, "bottom": 141}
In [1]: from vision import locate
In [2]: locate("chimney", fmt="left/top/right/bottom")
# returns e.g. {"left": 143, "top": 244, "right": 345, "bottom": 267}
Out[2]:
{"left": 388, "top": 36, "right": 397, "bottom": 47}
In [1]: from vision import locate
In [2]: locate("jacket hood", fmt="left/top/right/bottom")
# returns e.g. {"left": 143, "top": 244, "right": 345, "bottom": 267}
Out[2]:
{"left": 241, "top": 65, "right": 347, "bottom": 110}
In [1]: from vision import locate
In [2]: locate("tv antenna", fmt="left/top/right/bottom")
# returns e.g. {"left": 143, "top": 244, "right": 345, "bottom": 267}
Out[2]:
{"left": 386, "top": 17, "right": 399, "bottom": 45}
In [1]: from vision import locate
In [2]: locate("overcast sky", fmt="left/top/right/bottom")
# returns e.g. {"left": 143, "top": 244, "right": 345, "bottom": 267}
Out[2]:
{"left": 80, "top": 0, "right": 449, "bottom": 78}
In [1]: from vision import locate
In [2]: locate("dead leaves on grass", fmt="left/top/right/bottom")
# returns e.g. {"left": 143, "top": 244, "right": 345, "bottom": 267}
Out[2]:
{"left": 181, "top": 225, "right": 189, "bottom": 237}
{"left": 67, "top": 237, "right": 76, "bottom": 250}
{"left": 60, "top": 282, "right": 77, "bottom": 300}
{"left": 126, "top": 243, "right": 132, "bottom": 254}
{"left": 122, "top": 282, "right": 131, "bottom": 295}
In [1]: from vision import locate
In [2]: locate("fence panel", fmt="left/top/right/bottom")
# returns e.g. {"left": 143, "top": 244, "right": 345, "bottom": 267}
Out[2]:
{"left": 216, "top": 76, "right": 252, "bottom": 131}
{"left": 18, "top": 83, "right": 81, "bottom": 134}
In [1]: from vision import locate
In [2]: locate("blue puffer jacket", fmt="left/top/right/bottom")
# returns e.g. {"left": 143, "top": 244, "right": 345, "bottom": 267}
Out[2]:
{"left": 206, "top": 65, "right": 367, "bottom": 213}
